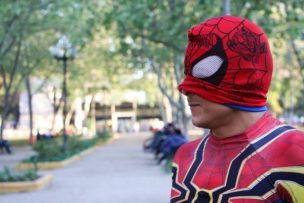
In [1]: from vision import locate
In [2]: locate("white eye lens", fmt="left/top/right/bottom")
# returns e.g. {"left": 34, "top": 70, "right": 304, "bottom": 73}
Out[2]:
{"left": 192, "top": 55, "right": 224, "bottom": 78}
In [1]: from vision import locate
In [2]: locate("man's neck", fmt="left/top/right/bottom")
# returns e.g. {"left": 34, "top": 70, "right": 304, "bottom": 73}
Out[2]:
{"left": 211, "top": 111, "right": 266, "bottom": 138}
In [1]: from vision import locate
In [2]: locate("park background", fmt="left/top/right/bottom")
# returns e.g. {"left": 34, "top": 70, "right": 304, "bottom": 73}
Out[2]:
{"left": 1, "top": 0, "right": 304, "bottom": 142}
{"left": 0, "top": 0, "right": 304, "bottom": 202}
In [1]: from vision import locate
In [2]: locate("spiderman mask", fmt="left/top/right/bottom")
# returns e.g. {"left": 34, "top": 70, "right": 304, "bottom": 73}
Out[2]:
{"left": 178, "top": 16, "right": 273, "bottom": 111}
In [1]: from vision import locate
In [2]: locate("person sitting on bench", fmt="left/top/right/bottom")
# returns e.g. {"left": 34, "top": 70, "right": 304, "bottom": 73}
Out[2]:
{"left": 0, "top": 139, "right": 12, "bottom": 154}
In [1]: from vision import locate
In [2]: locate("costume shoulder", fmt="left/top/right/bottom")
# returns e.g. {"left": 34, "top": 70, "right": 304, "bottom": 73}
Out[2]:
{"left": 274, "top": 128, "right": 304, "bottom": 164}
{"left": 266, "top": 127, "right": 304, "bottom": 202}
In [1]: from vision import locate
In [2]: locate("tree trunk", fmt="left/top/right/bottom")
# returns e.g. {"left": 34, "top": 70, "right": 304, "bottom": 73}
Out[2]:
{"left": 25, "top": 76, "right": 34, "bottom": 144}
{"left": 222, "top": 0, "right": 231, "bottom": 15}
{"left": 65, "top": 108, "right": 74, "bottom": 132}
{"left": 0, "top": 39, "right": 22, "bottom": 141}
{"left": 148, "top": 58, "right": 191, "bottom": 132}
{"left": 90, "top": 94, "right": 96, "bottom": 135}
{"left": 50, "top": 87, "right": 62, "bottom": 133}
{"left": 83, "top": 95, "right": 93, "bottom": 130}
{"left": 74, "top": 98, "right": 84, "bottom": 134}
{"left": 291, "top": 40, "right": 304, "bottom": 80}
{"left": 0, "top": 91, "right": 10, "bottom": 142}
{"left": 173, "top": 55, "right": 190, "bottom": 132}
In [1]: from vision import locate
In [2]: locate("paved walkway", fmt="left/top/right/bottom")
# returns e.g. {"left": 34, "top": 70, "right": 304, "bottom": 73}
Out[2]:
{"left": 0, "top": 132, "right": 171, "bottom": 203}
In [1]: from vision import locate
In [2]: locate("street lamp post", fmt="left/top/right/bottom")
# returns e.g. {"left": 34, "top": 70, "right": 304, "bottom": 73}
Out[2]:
{"left": 50, "top": 35, "right": 76, "bottom": 151}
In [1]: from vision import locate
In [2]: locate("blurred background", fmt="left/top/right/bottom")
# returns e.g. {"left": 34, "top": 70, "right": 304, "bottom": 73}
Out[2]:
{"left": 0, "top": 0, "right": 304, "bottom": 141}
{"left": 0, "top": 0, "right": 304, "bottom": 202}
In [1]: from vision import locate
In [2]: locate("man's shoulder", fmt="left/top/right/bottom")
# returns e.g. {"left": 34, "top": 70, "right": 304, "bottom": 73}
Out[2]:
{"left": 259, "top": 124, "right": 304, "bottom": 148}
{"left": 263, "top": 126, "right": 304, "bottom": 164}
{"left": 279, "top": 126, "right": 304, "bottom": 143}
{"left": 271, "top": 124, "right": 304, "bottom": 138}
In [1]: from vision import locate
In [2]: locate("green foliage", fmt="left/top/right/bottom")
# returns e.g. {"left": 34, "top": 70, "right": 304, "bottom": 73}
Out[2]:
{"left": 31, "top": 139, "right": 63, "bottom": 161}
{"left": 101, "top": 0, "right": 222, "bottom": 119}
{"left": 228, "top": 0, "right": 304, "bottom": 115}
{"left": 1, "top": 0, "right": 304, "bottom": 130}
{"left": 65, "top": 135, "right": 99, "bottom": 154}
{"left": 96, "top": 130, "right": 113, "bottom": 141}
{"left": 163, "top": 157, "right": 173, "bottom": 174}
{"left": 0, "top": 166, "right": 39, "bottom": 182}
{"left": 25, "top": 133, "right": 111, "bottom": 163}
{"left": 0, "top": 0, "right": 108, "bottom": 141}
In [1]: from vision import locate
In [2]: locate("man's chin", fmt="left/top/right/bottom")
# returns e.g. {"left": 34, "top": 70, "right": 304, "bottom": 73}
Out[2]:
{"left": 192, "top": 119, "right": 208, "bottom": 129}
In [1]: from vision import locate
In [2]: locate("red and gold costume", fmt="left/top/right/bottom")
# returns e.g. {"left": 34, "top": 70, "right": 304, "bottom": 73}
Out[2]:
{"left": 171, "top": 113, "right": 304, "bottom": 202}
{"left": 172, "top": 16, "right": 304, "bottom": 203}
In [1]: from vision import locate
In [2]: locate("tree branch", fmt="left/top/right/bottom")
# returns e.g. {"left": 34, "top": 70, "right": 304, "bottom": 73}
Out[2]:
{"left": 8, "top": 39, "right": 22, "bottom": 90}
{"left": 0, "top": 14, "right": 18, "bottom": 52}
{"left": 148, "top": 58, "right": 181, "bottom": 109}
{"left": 0, "top": 36, "right": 17, "bottom": 58}
{"left": 120, "top": 23, "right": 183, "bottom": 53}
{"left": 0, "top": 64, "right": 7, "bottom": 90}
{"left": 291, "top": 40, "right": 304, "bottom": 79}
{"left": 135, "top": 31, "right": 184, "bottom": 53}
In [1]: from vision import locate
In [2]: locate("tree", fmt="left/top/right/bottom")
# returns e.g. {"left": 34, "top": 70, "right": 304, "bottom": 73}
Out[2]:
{"left": 102, "top": 0, "right": 223, "bottom": 131}
{"left": 0, "top": 0, "right": 109, "bottom": 142}
{"left": 234, "top": 0, "right": 304, "bottom": 116}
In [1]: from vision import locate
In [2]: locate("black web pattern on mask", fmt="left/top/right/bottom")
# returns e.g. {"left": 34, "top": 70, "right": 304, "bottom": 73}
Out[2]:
{"left": 186, "top": 17, "right": 269, "bottom": 95}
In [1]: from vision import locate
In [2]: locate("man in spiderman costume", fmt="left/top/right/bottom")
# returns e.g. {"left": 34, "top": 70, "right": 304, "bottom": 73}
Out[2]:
{"left": 171, "top": 16, "right": 304, "bottom": 203}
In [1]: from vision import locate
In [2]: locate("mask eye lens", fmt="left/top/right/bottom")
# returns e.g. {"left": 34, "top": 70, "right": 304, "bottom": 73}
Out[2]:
{"left": 192, "top": 55, "right": 224, "bottom": 79}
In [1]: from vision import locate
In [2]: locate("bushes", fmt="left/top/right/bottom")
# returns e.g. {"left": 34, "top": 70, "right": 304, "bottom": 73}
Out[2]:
{"left": 25, "top": 132, "right": 112, "bottom": 163}
{"left": 97, "top": 130, "right": 113, "bottom": 141}
{"left": 0, "top": 167, "right": 39, "bottom": 182}
{"left": 31, "top": 139, "right": 63, "bottom": 161}
{"left": 66, "top": 136, "right": 99, "bottom": 154}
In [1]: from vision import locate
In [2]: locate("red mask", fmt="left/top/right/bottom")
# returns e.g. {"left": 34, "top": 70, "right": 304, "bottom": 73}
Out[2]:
{"left": 178, "top": 16, "right": 273, "bottom": 111}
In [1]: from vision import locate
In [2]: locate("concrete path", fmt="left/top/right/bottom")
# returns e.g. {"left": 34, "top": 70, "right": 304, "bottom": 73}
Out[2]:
{"left": 0, "top": 132, "right": 171, "bottom": 203}
{"left": 0, "top": 145, "right": 35, "bottom": 169}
